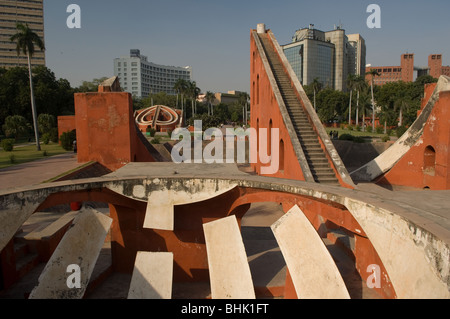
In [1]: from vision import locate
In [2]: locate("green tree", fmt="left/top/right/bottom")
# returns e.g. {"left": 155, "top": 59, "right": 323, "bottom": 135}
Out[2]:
{"left": 2, "top": 115, "right": 30, "bottom": 141}
{"left": 10, "top": 23, "right": 45, "bottom": 150}
{"left": 394, "top": 94, "right": 413, "bottom": 127}
{"left": 311, "top": 78, "right": 322, "bottom": 111}
{"left": 174, "top": 78, "right": 188, "bottom": 111}
{"left": 187, "top": 81, "right": 201, "bottom": 118}
{"left": 0, "top": 67, "right": 30, "bottom": 125}
{"left": 76, "top": 77, "right": 109, "bottom": 92}
{"left": 37, "top": 113, "right": 56, "bottom": 135}
{"left": 366, "top": 69, "right": 380, "bottom": 132}
{"left": 237, "top": 92, "right": 250, "bottom": 124}
{"left": 316, "top": 88, "right": 349, "bottom": 123}
{"left": 346, "top": 74, "right": 357, "bottom": 124}
{"left": 356, "top": 88, "right": 372, "bottom": 131}
{"left": 353, "top": 75, "right": 368, "bottom": 126}
{"left": 142, "top": 92, "right": 177, "bottom": 109}
{"left": 205, "top": 91, "right": 216, "bottom": 116}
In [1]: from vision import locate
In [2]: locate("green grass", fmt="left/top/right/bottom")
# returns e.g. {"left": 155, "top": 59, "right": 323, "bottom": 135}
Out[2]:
{"left": 0, "top": 142, "right": 69, "bottom": 169}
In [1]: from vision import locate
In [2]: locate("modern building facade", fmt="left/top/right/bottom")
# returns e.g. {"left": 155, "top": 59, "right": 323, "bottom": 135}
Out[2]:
{"left": 114, "top": 49, "right": 192, "bottom": 98}
{"left": 282, "top": 24, "right": 366, "bottom": 92}
{"left": 0, "top": 0, "right": 45, "bottom": 68}
{"left": 366, "top": 53, "right": 450, "bottom": 86}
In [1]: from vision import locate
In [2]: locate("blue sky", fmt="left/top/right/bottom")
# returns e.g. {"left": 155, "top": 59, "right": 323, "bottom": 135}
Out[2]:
{"left": 43, "top": 0, "right": 450, "bottom": 94}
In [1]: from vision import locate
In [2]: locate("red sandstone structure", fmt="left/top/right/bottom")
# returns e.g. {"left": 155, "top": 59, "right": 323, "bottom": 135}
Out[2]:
{"left": 135, "top": 105, "right": 182, "bottom": 134}
{"left": 1, "top": 25, "right": 450, "bottom": 300}
{"left": 57, "top": 76, "right": 165, "bottom": 171}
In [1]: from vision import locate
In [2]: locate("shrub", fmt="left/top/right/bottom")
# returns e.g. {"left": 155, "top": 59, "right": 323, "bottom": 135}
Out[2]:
{"left": 147, "top": 127, "right": 156, "bottom": 137}
{"left": 8, "top": 154, "right": 16, "bottom": 163}
{"left": 50, "top": 127, "right": 59, "bottom": 143}
{"left": 366, "top": 125, "right": 373, "bottom": 133}
{"left": 353, "top": 136, "right": 365, "bottom": 143}
{"left": 375, "top": 126, "right": 384, "bottom": 134}
{"left": 338, "top": 134, "right": 354, "bottom": 141}
{"left": 1, "top": 139, "right": 14, "bottom": 152}
{"left": 151, "top": 137, "right": 161, "bottom": 144}
{"left": 382, "top": 135, "right": 390, "bottom": 142}
{"left": 42, "top": 133, "right": 50, "bottom": 145}
{"left": 60, "top": 130, "right": 76, "bottom": 151}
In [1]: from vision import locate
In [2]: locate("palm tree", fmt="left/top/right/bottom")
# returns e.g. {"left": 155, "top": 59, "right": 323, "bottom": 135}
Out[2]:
{"left": 353, "top": 75, "right": 368, "bottom": 126}
{"left": 187, "top": 81, "right": 200, "bottom": 118}
{"left": 366, "top": 69, "right": 380, "bottom": 131}
{"left": 174, "top": 78, "right": 188, "bottom": 120}
{"left": 237, "top": 92, "right": 250, "bottom": 124}
{"left": 10, "top": 23, "right": 45, "bottom": 151}
{"left": 394, "top": 95, "right": 411, "bottom": 127}
{"left": 174, "top": 78, "right": 186, "bottom": 108}
{"left": 311, "top": 78, "right": 322, "bottom": 112}
{"left": 358, "top": 88, "right": 372, "bottom": 132}
{"left": 205, "top": 91, "right": 216, "bottom": 116}
{"left": 346, "top": 74, "right": 357, "bottom": 125}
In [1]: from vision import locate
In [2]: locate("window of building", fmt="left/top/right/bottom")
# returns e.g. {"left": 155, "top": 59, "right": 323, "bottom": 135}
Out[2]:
{"left": 257, "top": 75, "right": 260, "bottom": 105}
{"left": 424, "top": 146, "right": 436, "bottom": 175}
{"left": 279, "top": 139, "right": 285, "bottom": 172}
{"left": 268, "top": 120, "right": 273, "bottom": 157}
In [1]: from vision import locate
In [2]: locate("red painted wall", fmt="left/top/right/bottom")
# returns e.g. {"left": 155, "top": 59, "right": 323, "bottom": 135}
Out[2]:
{"left": 74, "top": 92, "right": 155, "bottom": 171}
{"left": 377, "top": 85, "right": 450, "bottom": 190}
{"left": 250, "top": 30, "right": 305, "bottom": 181}
{"left": 57, "top": 115, "right": 76, "bottom": 141}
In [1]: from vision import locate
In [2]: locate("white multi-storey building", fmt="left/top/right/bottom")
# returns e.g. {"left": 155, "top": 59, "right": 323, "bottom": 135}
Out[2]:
{"left": 114, "top": 49, "right": 192, "bottom": 98}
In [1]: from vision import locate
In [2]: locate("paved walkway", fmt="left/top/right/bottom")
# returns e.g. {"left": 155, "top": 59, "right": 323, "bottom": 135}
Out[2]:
{"left": 0, "top": 152, "right": 83, "bottom": 192}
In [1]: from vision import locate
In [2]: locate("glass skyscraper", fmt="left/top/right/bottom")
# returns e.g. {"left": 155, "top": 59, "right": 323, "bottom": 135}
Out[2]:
{"left": 282, "top": 25, "right": 366, "bottom": 92}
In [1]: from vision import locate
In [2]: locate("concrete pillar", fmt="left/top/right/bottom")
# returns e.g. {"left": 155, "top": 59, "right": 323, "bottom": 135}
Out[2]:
{"left": 128, "top": 251, "right": 173, "bottom": 299}
{"left": 28, "top": 208, "right": 112, "bottom": 299}
{"left": 257, "top": 23, "right": 266, "bottom": 34}
{"left": 203, "top": 215, "right": 255, "bottom": 299}
{"left": 271, "top": 205, "right": 350, "bottom": 299}
{"left": 143, "top": 182, "right": 238, "bottom": 231}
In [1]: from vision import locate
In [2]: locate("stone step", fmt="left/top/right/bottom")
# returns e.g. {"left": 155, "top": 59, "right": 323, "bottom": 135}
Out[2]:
{"left": 259, "top": 34, "right": 340, "bottom": 186}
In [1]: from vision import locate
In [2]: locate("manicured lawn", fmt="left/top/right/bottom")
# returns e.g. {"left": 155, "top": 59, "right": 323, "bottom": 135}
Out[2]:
{"left": 0, "top": 142, "right": 69, "bottom": 169}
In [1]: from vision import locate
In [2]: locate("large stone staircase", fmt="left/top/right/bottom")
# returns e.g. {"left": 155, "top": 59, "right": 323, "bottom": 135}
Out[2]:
{"left": 258, "top": 34, "right": 339, "bottom": 185}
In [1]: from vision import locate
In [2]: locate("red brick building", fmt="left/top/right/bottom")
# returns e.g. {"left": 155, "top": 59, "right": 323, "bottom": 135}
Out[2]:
{"left": 365, "top": 53, "right": 414, "bottom": 86}
{"left": 366, "top": 53, "right": 450, "bottom": 86}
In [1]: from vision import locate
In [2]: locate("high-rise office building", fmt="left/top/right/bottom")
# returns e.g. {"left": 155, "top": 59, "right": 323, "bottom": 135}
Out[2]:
{"left": 0, "top": 0, "right": 45, "bottom": 68}
{"left": 114, "top": 49, "right": 192, "bottom": 98}
{"left": 282, "top": 24, "right": 366, "bottom": 92}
